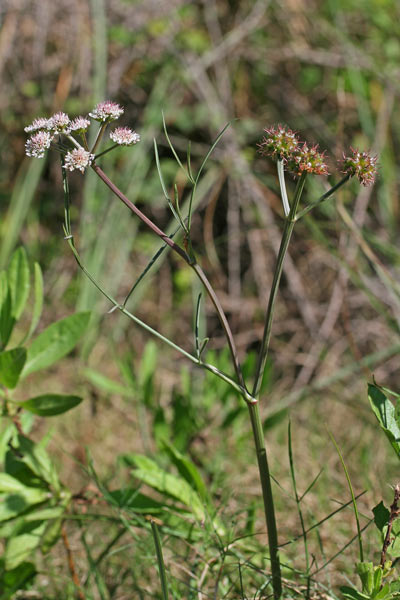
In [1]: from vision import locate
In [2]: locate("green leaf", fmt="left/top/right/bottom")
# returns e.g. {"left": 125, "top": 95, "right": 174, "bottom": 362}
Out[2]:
{"left": 0, "top": 272, "right": 15, "bottom": 350}
{"left": 17, "top": 435, "right": 60, "bottom": 493}
{"left": 83, "top": 367, "right": 131, "bottom": 397}
{"left": 369, "top": 383, "right": 400, "bottom": 459}
{"left": 340, "top": 586, "right": 369, "bottom": 600}
{"left": 40, "top": 517, "right": 63, "bottom": 554}
{"left": 0, "top": 475, "right": 49, "bottom": 522}
{"left": 26, "top": 262, "right": 44, "bottom": 341}
{"left": 128, "top": 454, "right": 206, "bottom": 521}
{"left": 357, "top": 562, "right": 375, "bottom": 595}
{"left": 161, "top": 440, "right": 209, "bottom": 503}
{"left": 7, "top": 247, "right": 30, "bottom": 320}
{"left": 20, "top": 394, "right": 83, "bottom": 417}
{"left": 5, "top": 522, "right": 46, "bottom": 569}
{"left": 373, "top": 501, "right": 390, "bottom": 532}
{"left": 109, "top": 489, "right": 166, "bottom": 514}
{"left": 1, "top": 562, "right": 36, "bottom": 595}
{"left": 0, "top": 347, "right": 27, "bottom": 388}
{"left": 23, "top": 311, "right": 91, "bottom": 376}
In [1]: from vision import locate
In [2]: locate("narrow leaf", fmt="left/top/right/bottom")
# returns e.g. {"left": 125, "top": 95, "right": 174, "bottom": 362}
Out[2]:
{"left": 195, "top": 121, "right": 232, "bottom": 185}
{"left": 162, "top": 440, "right": 209, "bottom": 503}
{"left": 23, "top": 311, "right": 91, "bottom": 376}
{"left": 20, "top": 394, "right": 83, "bottom": 417}
{"left": 17, "top": 435, "right": 60, "bottom": 492}
{"left": 0, "top": 273, "right": 15, "bottom": 349}
{"left": 0, "top": 347, "right": 27, "bottom": 389}
{"left": 26, "top": 262, "right": 44, "bottom": 341}
{"left": 8, "top": 247, "right": 30, "bottom": 320}
{"left": 83, "top": 368, "right": 131, "bottom": 397}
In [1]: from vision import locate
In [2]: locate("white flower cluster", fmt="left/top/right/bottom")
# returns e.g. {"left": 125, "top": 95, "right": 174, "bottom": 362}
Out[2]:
{"left": 110, "top": 127, "right": 140, "bottom": 146}
{"left": 24, "top": 100, "right": 140, "bottom": 172}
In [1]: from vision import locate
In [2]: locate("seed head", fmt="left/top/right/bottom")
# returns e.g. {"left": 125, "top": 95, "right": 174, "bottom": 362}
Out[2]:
{"left": 110, "top": 127, "right": 140, "bottom": 146}
{"left": 49, "top": 112, "right": 71, "bottom": 132}
{"left": 287, "top": 143, "right": 329, "bottom": 177}
{"left": 339, "top": 148, "right": 378, "bottom": 186}
{"left": 89, "top": 100, "right": 124, "bottom": 122}
{"left": 258, "top": 125, "right": 300, "bottom": 161}
{"left": 24, "top": 117, "right": 52, "bottom": 133}
{"left": 69, "top": 117, "right": 91, "bottom": 133}
{"left": 64, "top": 147, "right": 94, "bottom": 173}
{"left": 25, "top": 131, "right": 53, "bottom": 158}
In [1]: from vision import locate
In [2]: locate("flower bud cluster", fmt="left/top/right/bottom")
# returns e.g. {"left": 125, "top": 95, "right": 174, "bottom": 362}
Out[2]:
{"left": 258, "top": 125, "right": 328, "bottom": 177}
{"left": 340, "top": 147, "right": 378, "bottom": 186}
{"left": 24, "top": 101, "right": 140, "bottom": 174}
{"left": 259, "top": 124, "right": 378, "bottom": 185}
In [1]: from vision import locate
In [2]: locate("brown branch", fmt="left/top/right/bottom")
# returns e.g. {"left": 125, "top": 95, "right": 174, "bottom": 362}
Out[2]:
{"left": 61, "top": 523, "right": 86, "bottom": 600}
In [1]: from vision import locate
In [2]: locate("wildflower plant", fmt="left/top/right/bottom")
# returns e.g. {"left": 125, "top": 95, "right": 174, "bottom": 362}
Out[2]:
{"left": 23, "top": 105, "right": 378, "bottom": 598}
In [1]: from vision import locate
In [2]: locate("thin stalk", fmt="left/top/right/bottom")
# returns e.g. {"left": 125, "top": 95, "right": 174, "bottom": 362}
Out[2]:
{"left": 91, "top": 122, "right": 108, "bottom": 154}
{"left": 328, "top": 429, "right": 364, "bottom": 562}
{"left": 295, "top": 175, "right": 349, "bottom": 221}
{"left": 150, "top": 519, "right": 169, "bottom": 600}
{"left": 252, "top": 172, "right": 307, "bottom": 397}
{"left": 247, "top": 402, "right": 281, "bottom": 600}
{"left": 277, "top": 160, "right": 290, "bottom": 216}
{"left": 92, "top": 163, "right": 246, "bottom": 391}
{"left": 288, "top": 421, "right": 310, "bottom": 594}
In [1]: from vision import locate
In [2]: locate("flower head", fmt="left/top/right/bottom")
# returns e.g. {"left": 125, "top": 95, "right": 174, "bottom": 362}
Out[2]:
{"left": 69, "top": 116, "right": 91, "bottom": 133}
{"left": 339, "top": 148, "right": 378, "bottom": 186}
{"left": 287, "top": 143, "right": 329, "bottom": 177}
{"left": 49, "top": 112, "right": 70, "bottom": 132}
{"left": 258, "top": 125, "right": 300, "bottom": 161}
{"left": 110, "top": 126, "right": 140, "bottom": 146}
{"left": 89, "top": 101, "right": 124, "bottom": 122}
{"left": 63, "top": 147, "right": 94, "bottom": 173}
{"left": 24, "top": 117, "right": 52, "bottom": 133}
{"left": 25, "top": 131, "right": 53, "bottom": 158}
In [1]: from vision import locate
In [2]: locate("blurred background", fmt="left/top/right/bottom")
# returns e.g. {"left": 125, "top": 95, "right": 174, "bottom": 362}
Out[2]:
{"left": 1, "top": 0, "right": 400, "bottom": 595}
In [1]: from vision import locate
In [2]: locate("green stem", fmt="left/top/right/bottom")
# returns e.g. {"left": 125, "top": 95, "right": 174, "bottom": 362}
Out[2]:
{"left": 248, "top": 402, "right": 282, "bottom": 599}
{"left": 252, "top": 172, "right": 307, "bottom": 398}
{"left": 295, "top": 175, "right": 349, "bottom": 221}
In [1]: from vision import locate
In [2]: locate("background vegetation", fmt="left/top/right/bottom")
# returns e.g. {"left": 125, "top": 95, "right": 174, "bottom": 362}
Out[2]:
{"left": 0, "top": 0, "right": 399, "bottom": 597}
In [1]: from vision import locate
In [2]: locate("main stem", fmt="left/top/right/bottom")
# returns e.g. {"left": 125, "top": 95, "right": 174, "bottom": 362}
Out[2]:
{"left": 248, "top": 401, "right": 282, "bottom": 599}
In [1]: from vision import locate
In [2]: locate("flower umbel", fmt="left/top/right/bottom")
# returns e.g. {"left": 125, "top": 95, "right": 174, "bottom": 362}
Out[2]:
{"left": 64, "top": 148, "right": 94, "bottom": 173}
{"left": 25, "top": 131, "right": 53, "bottom": 158}
{"left": 110, "top": 127, "right": 140, "bottom": 146}
{"left": 287, "top": 143, "right": 329, "bottom": 177}
{"left": 24, "top": 117, "right": 52, "bottom": 133}
{"left": 89, "top": 101, "right": 124, "bottom": 122}
{"left": 69, "top": 117, "right": 91, "bottom": 133}
{"left": 258, "top": 125, "right": 299, "bottom": 161}
{"left": 49, "top": 112, "right": 71, "bottom": 132}
{"left": 340, "top": 148, "right": 378, "bottom": 186}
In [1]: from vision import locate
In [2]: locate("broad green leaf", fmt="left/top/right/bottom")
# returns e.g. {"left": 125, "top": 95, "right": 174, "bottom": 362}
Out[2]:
{"left": 83, "top": 367, "right": 131, "bottom": 397}
{"left": 23, "top": 311, "right": 91, "bottom": 376}
{"left": 340, "top": 586, "right": 369, "bottom": 600}
{"left": 129, "top": 454, "right": 206, "bottom": 521}
{"left": 373, "top": 501, "right": 390, "bottom": 532}
{"left": 109, "top": 489, "right": 166, "bottom": 513}
{"left": 356, "top": 561, "right": 375, "bottom": 595}
{"left": 7, "top": 247, "right": 30, "bottom": 320}
{"left": 20, "top": 393, "right": 82, "bottom": 416}
{"left": 0, "top": 347, "right": 27, "bottom": 388}
{"left": 1, "top": 562, "right": 36, "bottom": 595}
{"left": 26, "top": 262, "right": 43, "bottom": 341}
{"left": 161, "top": 440, "right": 209, "bottom": 503}
{"left": 369, "top": 383, "right": 400, "bottom": 459}
{"left": 5, "top": 523, "right": 46, "bottom": 569}
{"left": 40, "top": 517, "right": 63, "bottom": 554}
{"left": 0, "top": 476, "right": 49, "bottom": 522}
{"left": 0, "top": 273, "right": 15, "bottom": 349}
{"left": 17, "top": 435, "right": 60, "bottom": 493}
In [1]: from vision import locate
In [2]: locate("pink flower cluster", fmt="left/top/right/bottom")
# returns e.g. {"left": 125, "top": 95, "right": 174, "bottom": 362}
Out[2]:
{"left": 24, "top": 100, "right": 140, "bottom": 173}
{"left": 258, "top": 124, "right": 378, "bottom": 185}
